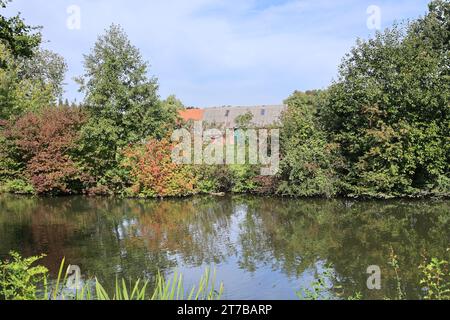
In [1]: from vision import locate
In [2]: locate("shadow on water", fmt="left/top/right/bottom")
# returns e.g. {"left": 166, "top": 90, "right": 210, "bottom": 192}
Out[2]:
{"left": 0, "top": 195, "right": 448, "bottom": 299}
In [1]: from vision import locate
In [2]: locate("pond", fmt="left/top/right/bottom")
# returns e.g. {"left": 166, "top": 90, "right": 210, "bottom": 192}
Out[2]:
{"left": 0, "top": 195, "right": 448, "bottom": 300}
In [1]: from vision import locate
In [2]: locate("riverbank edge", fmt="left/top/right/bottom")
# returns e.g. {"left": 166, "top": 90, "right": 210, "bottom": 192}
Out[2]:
{"left": 1, "top": 189, "right": 449, "bottom": 201}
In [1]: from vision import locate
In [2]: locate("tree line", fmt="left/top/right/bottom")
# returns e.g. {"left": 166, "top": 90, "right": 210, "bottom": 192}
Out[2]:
{"left": 0, "top": 0, "right": 448, "bottom": 199}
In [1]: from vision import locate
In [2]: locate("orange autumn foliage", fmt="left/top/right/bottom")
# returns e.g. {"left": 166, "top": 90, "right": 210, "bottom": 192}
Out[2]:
{"left": 123, "top": 139, "right": 196, "bottom": 197}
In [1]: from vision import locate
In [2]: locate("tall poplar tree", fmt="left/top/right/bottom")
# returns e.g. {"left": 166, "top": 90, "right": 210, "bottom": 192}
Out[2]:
{"left": 76, "top": 24, "right": 179, "bottom": 187}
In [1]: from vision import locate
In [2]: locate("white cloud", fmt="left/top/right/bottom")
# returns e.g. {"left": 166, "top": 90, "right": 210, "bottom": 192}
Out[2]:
{"left": 4, "top": 0, "right": 431, "bottom": 106}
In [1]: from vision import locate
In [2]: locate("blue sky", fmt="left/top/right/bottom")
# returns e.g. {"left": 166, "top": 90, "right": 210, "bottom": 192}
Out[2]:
{"left": 4, "top": 0, "right": 431, "bottom": 107}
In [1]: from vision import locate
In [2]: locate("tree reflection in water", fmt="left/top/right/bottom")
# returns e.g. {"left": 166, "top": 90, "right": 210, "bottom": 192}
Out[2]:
{"left": 0, "top": 195, "right": 448, "bottom": 299}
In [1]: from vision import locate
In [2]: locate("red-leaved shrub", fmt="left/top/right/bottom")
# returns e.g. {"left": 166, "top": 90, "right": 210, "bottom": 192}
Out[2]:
{"left": 5, "top": 107, "right": 88, "bottom": 194}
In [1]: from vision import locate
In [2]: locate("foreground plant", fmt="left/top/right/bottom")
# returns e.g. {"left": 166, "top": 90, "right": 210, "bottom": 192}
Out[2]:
{"left": 296, "top": 253, "right": 450, "bottom": 300}
{"left": 419, "top": 258, "right": 450, "bottom": 300}
{"left": 0, "top": 252, "right": 48, "bottom": 300}
{"left": 388, "top": 247, "right": 406, "bottom": 300}
{"left": 0, "top": 252, "right": 223, "bottom": 301}
{"left": 70, "top": 268, "right": 223, "bottom": 301}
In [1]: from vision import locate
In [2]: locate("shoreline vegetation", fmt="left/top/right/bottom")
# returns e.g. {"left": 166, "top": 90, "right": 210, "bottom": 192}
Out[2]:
{"left": 0, "top": 252, "right": 224, "bottom": 301}
{"left": 1, "top": 0, "right": 449, "bottom": 201}
{"left": 0, "top": 252, "right": 448, "bottom": 300}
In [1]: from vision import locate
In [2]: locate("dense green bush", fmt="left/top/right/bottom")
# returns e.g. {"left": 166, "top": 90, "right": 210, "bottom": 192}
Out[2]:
{"left": 0, "top": 251, "right": 48, "bottom": 300}
{"left": 277, "top": 91, "right": 342, "bottom": 198}
{"left": 228, "top": 164, "right": 261, "bottom": 193}
{"left": 193, "top": 164, "right": 265, "bottom": 195}
{"left": 0, "top": 127, "right": 24, "bottom": 187}
{"left": 0, "top": 178, "right": 34, "bottom": 194}
{"left": 319, "top": 0, "right": 449, "bottom": 198}
{"left": 193, "top": 165, "right": 231, "bottom": 194}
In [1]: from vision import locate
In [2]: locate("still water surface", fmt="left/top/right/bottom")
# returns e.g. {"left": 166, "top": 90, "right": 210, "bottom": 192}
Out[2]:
{"left": 0, "top": 195, "right": 448, "bottom": 299}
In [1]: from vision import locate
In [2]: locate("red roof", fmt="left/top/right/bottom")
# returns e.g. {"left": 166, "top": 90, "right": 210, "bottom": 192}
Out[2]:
{"left": 179, "top": 109, "right": 204, "bottom": 122}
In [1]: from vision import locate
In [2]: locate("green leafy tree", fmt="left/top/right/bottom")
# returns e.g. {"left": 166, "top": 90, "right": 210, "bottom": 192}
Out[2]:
{"left": 162, "top": 94, "right": 184, "bottom": 112}
{"left": 18, "top": 48, "right": 67, "bottom": 99}
{"left": 0, "top": 43, "right": 55, "bottom": 119}
{"left": 76, "top": 24, "right": 179, "bottom": 188}
{"left": 235, "top": 111, "right": 254, "bottom": 129}
{"left": 160, "top": 94, "right": 184, "bottom": 129}
{"left": 0, "top": 2, "right": 66, "bottom": 118}
{"left": 320, "top": 1, "right": 449, "bottom": 198}
{"left": 0, "top": 0, "right": 41, "bottom": 58}
{"left": 278, "top": 91, "right": 342, "bottom": 197}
